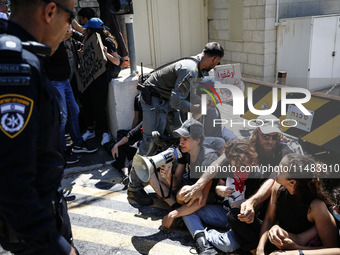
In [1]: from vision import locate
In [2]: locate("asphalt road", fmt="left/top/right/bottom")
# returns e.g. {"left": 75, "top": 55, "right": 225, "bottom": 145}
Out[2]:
{"left": 0, "top": 166, "right": 196, "bottom": 255}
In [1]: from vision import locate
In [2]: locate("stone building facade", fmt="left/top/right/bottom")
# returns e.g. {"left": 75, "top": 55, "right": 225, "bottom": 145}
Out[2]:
{"left": 208, "top": 0, "right": 340, "bottom": 82}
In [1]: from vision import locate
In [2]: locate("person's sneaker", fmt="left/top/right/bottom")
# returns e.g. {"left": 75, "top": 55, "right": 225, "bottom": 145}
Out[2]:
{"left": 64, "top": 150, "right": 79, "bottom": 164}
{"left": 101, "top": 132, "right": 112, "bottom": 146}
{"left": 72, "top": 141, "right": 98, "bottom": 153}
{"left": 82, "top": 129, "right": 95, "bottom": 141}
{"left": 122, "top": 58, "right": 130, "bottom": 68}
{"left": 127, "top": 189, "right": 153, "bottom": 206}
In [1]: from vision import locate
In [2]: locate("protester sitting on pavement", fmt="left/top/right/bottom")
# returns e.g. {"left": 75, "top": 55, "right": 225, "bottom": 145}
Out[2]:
{"left": 102, "top": 93, "right": 142, "bottom": 183}
{"left": 127, "top": 42, "right": 224, "bottom": 206}
{"left": 111, "top": 121, "right": 143, "bottom": 185}
{"left": 181, "top": 138, "right": 260, "bottom": 255}
{"left": 46, "top": 38, "right": 98, "bottom": 164}
{"left": 176, "top": 114, "right": 301, "bottom": 254}
{"left": 257, "top": 154, "right": 338, "bottom": 255}
{"left": 81, "top": 18, "right": 121, "bottom": 146}
{"left": 147, "top": 119, "right": 219, "bottom": 230}
{"left": 267, "top": 194, "right": 340, "bottom": 255}
{"left": 220, "top": 115, "right": 304, "bottom": 254}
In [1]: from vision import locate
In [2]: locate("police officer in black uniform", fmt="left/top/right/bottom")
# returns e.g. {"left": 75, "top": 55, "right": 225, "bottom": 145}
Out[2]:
{"left": 0, "top": 0, "right": 77, "bottom": 254}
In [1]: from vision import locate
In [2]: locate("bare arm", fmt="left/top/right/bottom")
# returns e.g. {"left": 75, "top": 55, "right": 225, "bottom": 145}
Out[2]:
{"left": 104, "top": 47, "right": 120, "bottom": 66}
{"left": 291, "top": 199, "right": 338, "bottom": 251}
{"left": 239, "top": 173, "right": 275, "bottom": 223}
{"left": 269, "top": 225, "right": 317, "bottom": 249}
{"left": 72, "top": 19, "right": 84, "bottom": 33}
{"left": 162, "top": 181, "right": 212, "bottom": 228}
{"left": 181, "top": 154, "right": 225, "bottom": 206}
{"left": 256, "top": 182, "right": 280, "bottom": 255}
{"left": 111, "top": 137, "right": 128, "bottom": 160}
{"left": 269, "top": 248, "right": 340, "bottom": 255}
{"left": 160, "top": 163, "right": 186, "bottom": 188}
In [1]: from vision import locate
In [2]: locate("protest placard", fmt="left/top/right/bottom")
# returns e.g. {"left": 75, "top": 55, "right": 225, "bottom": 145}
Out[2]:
{"left": 75, "top": 32, "right": 107, "bottom": 93}
{"left": 214, "top": 63, "right": 244, "bottom": 102}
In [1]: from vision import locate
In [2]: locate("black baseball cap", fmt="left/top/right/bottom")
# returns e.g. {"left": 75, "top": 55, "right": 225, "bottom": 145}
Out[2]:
{"left": 174, "top": 119, "right": 204, "bottom": 137}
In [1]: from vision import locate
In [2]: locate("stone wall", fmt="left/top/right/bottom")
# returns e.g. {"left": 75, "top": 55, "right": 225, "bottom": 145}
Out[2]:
{"left": 209, "top": 0, "right": 340, "bottom": 83}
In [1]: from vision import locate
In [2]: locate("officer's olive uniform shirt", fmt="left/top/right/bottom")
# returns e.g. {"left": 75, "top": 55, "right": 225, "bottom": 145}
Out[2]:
{"left": 144, "top": 55, "right": 203, "bottom": 113}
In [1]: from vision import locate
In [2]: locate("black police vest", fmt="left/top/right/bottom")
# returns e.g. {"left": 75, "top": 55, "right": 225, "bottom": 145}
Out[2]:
{"left": 0, "top": 34, "right": 51, "bottom": 85}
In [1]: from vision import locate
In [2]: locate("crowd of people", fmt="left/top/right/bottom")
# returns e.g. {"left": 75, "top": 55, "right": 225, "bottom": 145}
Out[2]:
{"left": 0, "top": 1, "right": 339, "bottom": 255}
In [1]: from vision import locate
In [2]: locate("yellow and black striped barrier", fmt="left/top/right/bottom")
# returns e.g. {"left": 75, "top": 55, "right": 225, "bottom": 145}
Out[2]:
{"left": 241, "top": 78, "right": 340, "bottom": 154}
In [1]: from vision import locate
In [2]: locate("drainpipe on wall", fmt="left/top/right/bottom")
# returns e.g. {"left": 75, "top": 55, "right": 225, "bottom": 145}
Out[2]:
{"left": 274, "top": 0, "right": 285, "bottom": 26}
{"left": 125, "top": 14, "right": 137, "bottom": 76}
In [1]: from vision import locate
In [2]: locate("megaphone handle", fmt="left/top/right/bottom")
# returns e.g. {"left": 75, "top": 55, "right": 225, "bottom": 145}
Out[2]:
{"left": 150, "top": 158, "right": 173, "bottom": 199}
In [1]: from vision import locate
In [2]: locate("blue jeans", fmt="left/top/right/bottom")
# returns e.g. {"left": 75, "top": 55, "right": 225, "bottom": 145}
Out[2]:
{"left": 182, "top": 204, "right": 240, "bottom": 253}
{"left": 52, "top": 80, "right": 83, "bottom": 150}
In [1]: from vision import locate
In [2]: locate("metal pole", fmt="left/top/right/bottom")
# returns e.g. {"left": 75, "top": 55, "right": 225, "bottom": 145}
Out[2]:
{"left": 125, "top": 14, "right": 137, "bottom": 76}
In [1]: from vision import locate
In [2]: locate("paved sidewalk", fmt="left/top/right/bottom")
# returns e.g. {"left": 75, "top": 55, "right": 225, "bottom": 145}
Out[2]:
{"left": 64, "top": 136, "right": 114, "bottom": 177}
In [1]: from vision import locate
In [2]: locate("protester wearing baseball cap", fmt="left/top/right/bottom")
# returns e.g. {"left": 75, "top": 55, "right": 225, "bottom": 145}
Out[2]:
{"left": 83, "top": 17, "right": 110, "bottom": 30}
{"left": 174, "top": 119, "right": 204, "bottom": 138}
{"left": 255, "top": 114, "right": 283, "bottom": 135}
{"left": 81, "top": 16, "right": 123, "bottom": 147}
{"left": 148, "top": 118, "right": 219, "bottom": 250}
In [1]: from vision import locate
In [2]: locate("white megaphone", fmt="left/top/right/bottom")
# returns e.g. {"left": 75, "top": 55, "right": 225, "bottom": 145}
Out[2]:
{"left": 133, "top": 148, "right": 182, "bottom": 182}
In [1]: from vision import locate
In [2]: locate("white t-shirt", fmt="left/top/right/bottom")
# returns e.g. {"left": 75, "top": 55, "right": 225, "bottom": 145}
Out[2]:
{"left": 0, "top": 13, "right": 8, "bottom": 20}
{"left": 223, "top": 177, "right": 246, "bottom": 205}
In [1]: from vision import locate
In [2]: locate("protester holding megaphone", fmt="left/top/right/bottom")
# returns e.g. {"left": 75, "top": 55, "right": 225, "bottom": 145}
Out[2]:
{"left": 135, "top": 119, "right": 219, "bottom": 230}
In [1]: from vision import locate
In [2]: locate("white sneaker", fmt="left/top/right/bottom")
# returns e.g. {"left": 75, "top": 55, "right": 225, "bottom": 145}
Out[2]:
{"left": 82, "top": 129, "right": 95, "bottom": 141}
{"left": 101, "top": 132, "right": 112, "bottom": 146}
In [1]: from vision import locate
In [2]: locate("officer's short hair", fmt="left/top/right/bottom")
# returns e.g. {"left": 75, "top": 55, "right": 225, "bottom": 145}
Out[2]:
{"left": 203, "top": 42, "right": 224, "bottom": 58}
{"left": 11, "top": 0, "right": 40, "bottom": 12}
{"left": 78, "top": 7, "right": 96, "bottom": 20}
{"left": 11, "top": 0, "right": 69, "bottom": 13}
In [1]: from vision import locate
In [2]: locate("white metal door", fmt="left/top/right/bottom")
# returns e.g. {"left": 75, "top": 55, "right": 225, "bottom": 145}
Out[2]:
{"left": 132, "top": 0, "right": 208, "bottom": 68}
{"left": 309, "top": 16, "right": 337, "bottom": 90}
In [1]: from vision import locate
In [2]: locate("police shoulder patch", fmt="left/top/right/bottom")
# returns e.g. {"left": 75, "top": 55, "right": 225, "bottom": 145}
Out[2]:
{"left": 0, "top": 94, "right": 33, "bottom": 138}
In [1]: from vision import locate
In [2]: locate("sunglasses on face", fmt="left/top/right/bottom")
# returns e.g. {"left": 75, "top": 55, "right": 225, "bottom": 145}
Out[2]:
{"left": 258, "top": 130, "right": 281, "bottom": 141}
{"left": 42, "top": 0, "right": 75, "bottom": 24}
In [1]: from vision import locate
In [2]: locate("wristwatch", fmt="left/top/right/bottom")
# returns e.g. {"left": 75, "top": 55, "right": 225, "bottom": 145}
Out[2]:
{"left": 298, "top": 250, "right": 304, "bottom": 255}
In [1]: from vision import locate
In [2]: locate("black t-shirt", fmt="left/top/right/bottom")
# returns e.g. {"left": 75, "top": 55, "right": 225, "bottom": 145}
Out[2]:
{"left": 178, "top": 146, "right": 219, "bottom": 204}
{"left": 46, "top": 42, "right": 71, "bottom": 81}
{"left": 95, "top": 37, "right": 116, "bottom": 84}
{"left": 134, "top": 94, "right": 143, "bottom": 123}
{"left": 178, "top": 146, "right": 219, "bottom": 181}
{"left": 178, "top": 146, "right": 219, "bottom": 198}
